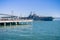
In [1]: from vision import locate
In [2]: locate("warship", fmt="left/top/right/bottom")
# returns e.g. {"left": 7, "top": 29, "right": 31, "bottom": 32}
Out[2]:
{"left": 20, "top": 14, "right": 54, "bottom": 21}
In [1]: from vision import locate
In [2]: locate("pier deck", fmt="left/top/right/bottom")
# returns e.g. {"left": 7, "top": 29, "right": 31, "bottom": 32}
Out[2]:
{"left": 0, "top": 19, "right": 33, "bottom": 26}
{"left": 0, "top": 19, "right": 33, "bottom": 23}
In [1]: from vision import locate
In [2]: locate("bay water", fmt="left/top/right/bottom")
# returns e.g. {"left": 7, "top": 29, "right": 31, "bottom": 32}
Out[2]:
{"left": 0, "top": 21, "right": 60, "bottom": 40}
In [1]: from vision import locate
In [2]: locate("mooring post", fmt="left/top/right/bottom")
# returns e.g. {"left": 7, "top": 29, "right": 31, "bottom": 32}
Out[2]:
{"left": 4, "top": 22, "right": 6, "bottom": 27}
{"left": 16, "top": 22, "right": 17, "bottom": 25}
{"left": 10, "top": 22, "right": 11, "bottom": 26}
{"left": 16, "top": 22, "right": 18, "bottom": 26}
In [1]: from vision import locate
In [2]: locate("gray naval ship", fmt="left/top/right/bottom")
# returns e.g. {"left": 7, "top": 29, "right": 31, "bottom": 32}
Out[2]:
{"left": 20, "top": 14, "right": 54, "bottom": 21}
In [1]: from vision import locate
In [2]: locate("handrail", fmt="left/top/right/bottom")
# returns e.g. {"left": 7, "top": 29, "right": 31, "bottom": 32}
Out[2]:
{"left": 0, "top": 18, "right": 33, "bottom": 21}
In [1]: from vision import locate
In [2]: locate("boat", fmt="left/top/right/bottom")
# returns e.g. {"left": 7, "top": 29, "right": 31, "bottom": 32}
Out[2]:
{"left": 20, "top": 14, "right": 54, "bottom": 21}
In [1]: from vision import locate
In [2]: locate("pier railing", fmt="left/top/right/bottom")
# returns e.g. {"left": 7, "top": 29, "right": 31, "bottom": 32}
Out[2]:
{"left": 0, "top": 18, "right": 33, "bottom": 23}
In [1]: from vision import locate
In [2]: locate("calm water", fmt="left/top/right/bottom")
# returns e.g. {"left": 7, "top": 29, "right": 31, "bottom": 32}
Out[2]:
{"left": 0, "top": 21, "right": 60, "bottom": 40}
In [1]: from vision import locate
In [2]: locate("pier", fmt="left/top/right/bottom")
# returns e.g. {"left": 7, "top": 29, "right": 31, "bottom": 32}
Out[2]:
{"left": 0, "top": 14, "right": 33, "bottom": 26}
{"left": 0, "top": 19, "right": 33, "bottom": 26}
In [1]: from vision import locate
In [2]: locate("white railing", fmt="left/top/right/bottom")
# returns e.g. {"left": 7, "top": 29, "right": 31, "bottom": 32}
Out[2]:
{"left": 0, "top": 18, "right": 33, "bottom": 23}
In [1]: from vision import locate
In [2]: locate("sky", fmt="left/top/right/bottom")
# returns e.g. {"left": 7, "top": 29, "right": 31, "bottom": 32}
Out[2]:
{"left": 0, "top": 0, "right": 60, "bottom": 17}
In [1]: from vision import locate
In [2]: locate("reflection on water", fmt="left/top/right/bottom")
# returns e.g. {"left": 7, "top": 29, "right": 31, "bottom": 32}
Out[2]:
{"left": 0, "top": 21, "right": 60, "bottom": 40}
{"left": 32, "top": 21, "right": 60, "bottom": 40}
{"left": 0, "top": 25, "right": 33, "bottom": 40}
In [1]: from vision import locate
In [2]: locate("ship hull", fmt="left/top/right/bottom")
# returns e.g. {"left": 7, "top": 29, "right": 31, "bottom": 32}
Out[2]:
{"left": 32, "top": 17, "right": 53, "bottom": 21}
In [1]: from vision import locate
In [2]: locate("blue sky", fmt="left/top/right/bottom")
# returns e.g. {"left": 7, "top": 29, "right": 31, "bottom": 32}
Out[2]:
{"left": 0, "top": 0, "right": 60, "bottom": 17}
